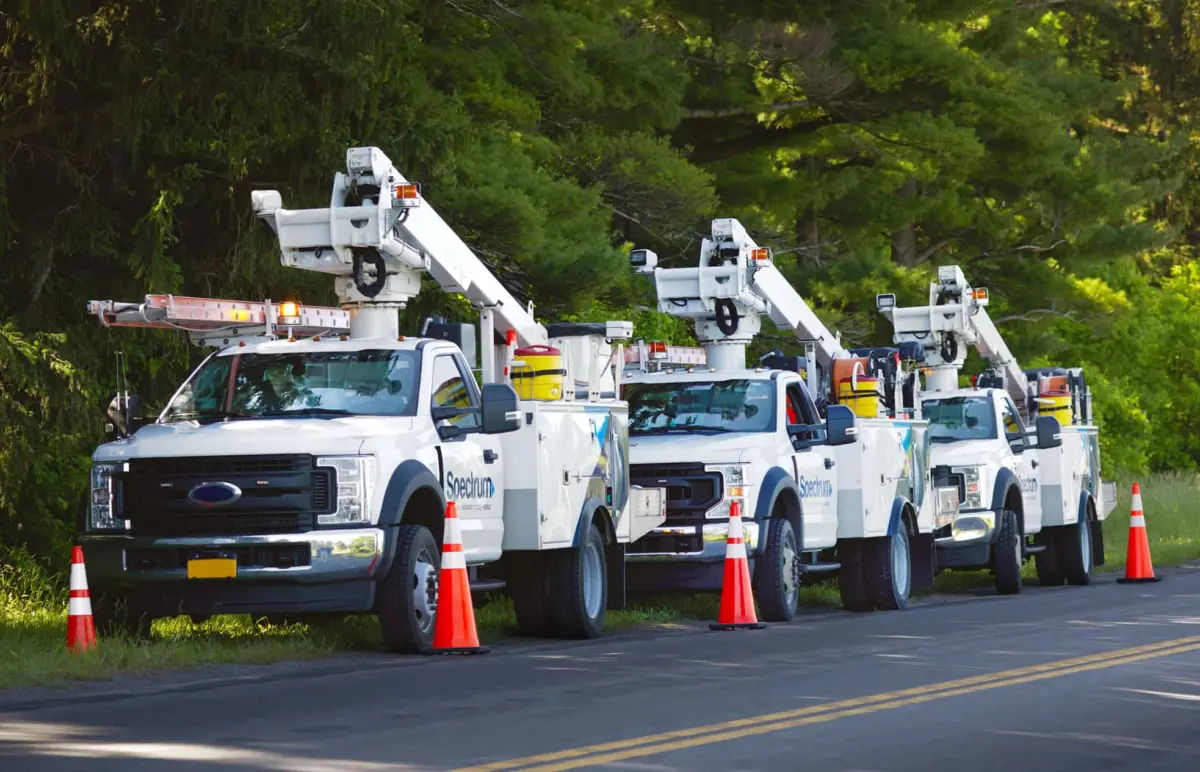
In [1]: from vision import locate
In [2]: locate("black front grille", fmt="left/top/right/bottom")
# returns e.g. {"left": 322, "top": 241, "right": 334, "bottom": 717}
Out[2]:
{"left": 127, "top": 544, "right": 313, "bottom": 570}
{"left": 121, "top": 454, "right": 335, "bottom": 537}
{"left": 630, "top": 462, "right": 722, "bottom": 525}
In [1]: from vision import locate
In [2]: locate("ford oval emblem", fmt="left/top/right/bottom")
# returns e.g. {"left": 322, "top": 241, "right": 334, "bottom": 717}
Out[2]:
{"left": 188, "top": 481, "right": 243, "bottom": 507}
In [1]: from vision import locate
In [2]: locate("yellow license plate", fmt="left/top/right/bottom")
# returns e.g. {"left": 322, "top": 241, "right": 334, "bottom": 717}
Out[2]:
{"left": 187, "top": 558, "right": 237, "bottom": 579}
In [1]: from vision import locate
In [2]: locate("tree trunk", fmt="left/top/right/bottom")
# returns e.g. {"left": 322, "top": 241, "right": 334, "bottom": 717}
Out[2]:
{"left": 890, "top": 177, "right": 918, "bottom": 267}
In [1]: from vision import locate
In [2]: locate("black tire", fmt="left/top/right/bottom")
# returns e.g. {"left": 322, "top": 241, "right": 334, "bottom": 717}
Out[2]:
{"left": 1034, "top": 527, "right": 1064, "bottom": 587}
{"left": 837, "top": 539, "right": 872, "bottom": 612}
{"left": 1059, "top": 513, "right": 1094, "bottom": 586}
{"left": 92, "top": 592, "right": 153, "bottom": 641}
{"left": 865, "top": 524, "right": 912, "bottom": 611}
{"left": 755, "top": 517, "right": 801, "bottom": 622}
{"left": 376, "top": 524, "right": 440, "bottom": 654}
{"left": 993, "top": 509, "right": 1023, "bottom": 595}
{"left": 508, "top": 553, "right": 556, "bottom": 638}
{"left": 545, "top": 520, "right": 607, "bottom": 639}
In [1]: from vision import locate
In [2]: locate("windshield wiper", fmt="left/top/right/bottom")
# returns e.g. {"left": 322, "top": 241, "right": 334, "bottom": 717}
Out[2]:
{"left": 634, "top": 425, "right": 732, "bottom": 435}
{"left": 258, "top": 408, "right": 356, "bottom": 418}
{"left": 930, "top": 436, "right": 969, "bottom": 443}
{"left": 166, "top": 409, "right": 246, "bottom": 423}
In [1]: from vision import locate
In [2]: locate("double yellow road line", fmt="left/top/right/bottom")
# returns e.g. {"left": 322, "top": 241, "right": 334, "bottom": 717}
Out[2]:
{"left": 452, "top": 635, "right": 1200, "bottom": 772}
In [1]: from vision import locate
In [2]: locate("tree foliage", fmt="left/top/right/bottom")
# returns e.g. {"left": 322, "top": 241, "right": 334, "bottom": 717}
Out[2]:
{"left": 1, "top": 0, "right": 1197, "bottom": 557}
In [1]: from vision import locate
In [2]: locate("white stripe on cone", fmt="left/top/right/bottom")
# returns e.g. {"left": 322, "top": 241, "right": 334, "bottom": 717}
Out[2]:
{"left": 728, "top": 513, "right": 744, "bottom": 540}
{"left": 69, "top": 562, "right": 88, "bottom": 590}
{"left": 68, "top": 596, "right": 93, "bottom": 616}
{"left": 444, "top": 513, "right": 463, "bottom": 545}
{"left": 1131, "top": 493, "right": 1143, "bottom": 512}
{"left": 441, "top": 551, "right": 467, "bottom": 570}
{"left": 724, "top": 542, "right": 747, "bottom": 560}
{"left": 1130, "top": 515, "right": 1146, "bottom": 528}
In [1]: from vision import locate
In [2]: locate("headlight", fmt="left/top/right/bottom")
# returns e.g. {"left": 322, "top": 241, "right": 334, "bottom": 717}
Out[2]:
{"left": 316, "top": 456, "right": 377, "bottom": 526}
{"left": 89, "top": 462, "right": 126, "bottom": 531}
{"left": 705, "top": 463, "right": 750, "bottom": 520}
{"left": 955, "top": 465, "right": 986, "bottom": 510}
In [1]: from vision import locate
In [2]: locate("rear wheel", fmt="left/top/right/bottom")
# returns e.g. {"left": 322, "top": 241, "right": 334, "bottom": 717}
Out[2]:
{"left": 376, "top": 525, "right": 440, "bottom": 654}
{"left": 545, "top": 520, "right": 607, "bottom": 639}
{"left": 755, "top": 517, "right": 800, "bottom": 622}
{"left": 993, "top": 509, "right": 1023, "bottom": 595}
{"left": 865, "top": 525, "right": 912, "bottom": 611}
{"left": 837, "top": 539, "right": 872, "bottom": 612}
{"left": 1059, "top": 514, "right": 1094, "bottom": 586}
{"left": 1034, "top": 528, "right": 1064, "bottom": 587}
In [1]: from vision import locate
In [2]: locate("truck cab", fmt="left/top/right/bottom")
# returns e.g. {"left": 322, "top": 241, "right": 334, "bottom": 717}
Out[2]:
{"left": 621, "top": 367, "right": 870, "bottom": 617}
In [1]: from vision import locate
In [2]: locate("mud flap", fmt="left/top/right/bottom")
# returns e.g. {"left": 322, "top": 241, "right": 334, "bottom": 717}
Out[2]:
{"left": 911, "top": 532, "right": 936, "bottom": 591}
{"left": 1090, "top": 518, "right": 1106, "bottom": 567}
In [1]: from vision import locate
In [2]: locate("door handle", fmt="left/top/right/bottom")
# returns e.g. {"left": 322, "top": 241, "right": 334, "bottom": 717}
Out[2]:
{"left": 483, "top": 449, "right": 498, "bottom": 464}
{"left": 824, "top": 458, "right": 835, "bottom": 470}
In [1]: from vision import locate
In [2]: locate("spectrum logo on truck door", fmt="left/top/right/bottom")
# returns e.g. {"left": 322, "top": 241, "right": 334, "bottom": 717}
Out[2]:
{"left": 446, "top": 471, "right": 496, "bottom": 499}
{"left": 797, "top": 475, "right": 834, "bottom": 499}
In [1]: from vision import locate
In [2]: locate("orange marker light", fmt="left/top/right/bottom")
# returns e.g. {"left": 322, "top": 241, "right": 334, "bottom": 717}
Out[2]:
{"left": 395, "top": 183, "right": 420, "bottom": 200}
{"left": 750, "top": 247, "right": 771, "bottom": 263}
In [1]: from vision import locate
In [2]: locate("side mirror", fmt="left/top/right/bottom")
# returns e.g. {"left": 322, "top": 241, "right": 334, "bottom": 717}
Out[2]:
{"left": 825, "top": 404, "right": 859, "bottom": 446}
{"left": 480, "top": 383, "right": 521, "bottom": 434}
{"left": 105, "top": 393, "right": 143, "bottom": 442}
{"left": 1035, "top": 415, "right": 1062, "bottom": 450}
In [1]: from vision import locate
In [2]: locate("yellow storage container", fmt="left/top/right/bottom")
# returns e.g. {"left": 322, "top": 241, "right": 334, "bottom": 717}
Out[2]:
{"left": 1040, "top": 393, "right": 1072, "bottom": 425}
{"left": 837, "top": 376, "right": 882, "bottom": 418}
{"left": 511, "top": 345, "right": 565, "bottom": 401}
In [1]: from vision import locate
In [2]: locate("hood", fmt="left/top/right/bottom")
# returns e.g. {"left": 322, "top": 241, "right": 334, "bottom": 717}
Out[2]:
{"left": 94, "top": 417, "right": 413, "bottom": 462}
{"left": 628, "top": 432, "right": 773, "bottom": 466}
{"left": 930, "top": 441, "right": 1003, "bottom": 469}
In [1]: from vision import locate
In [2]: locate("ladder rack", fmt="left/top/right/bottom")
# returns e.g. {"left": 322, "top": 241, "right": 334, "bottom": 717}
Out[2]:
{"left": 86, "top": 294, "right": 351, "bottom": 348}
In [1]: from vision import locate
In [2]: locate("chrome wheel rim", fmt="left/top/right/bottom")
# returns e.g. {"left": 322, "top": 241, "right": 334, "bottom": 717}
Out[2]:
{"left": 412, "top": 548, "right": 438, "bottom": 634}
{"left": 782, "top": 531, "right": 799, "bottom": 608}
{"left": 583, "top": 540, "right": 604, "bottom": 619}
{"left": 1080, "top": 518, "right": 1092, "bottom": 574}
{"left": 891, "top": 528, "right": 911, "bottom": 599}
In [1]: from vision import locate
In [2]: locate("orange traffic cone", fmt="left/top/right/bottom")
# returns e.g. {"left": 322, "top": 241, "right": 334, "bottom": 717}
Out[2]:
{"left": 710, "top": 500, "right": 766, "bottom": 631}
{"left": 66, "top": 545, "right": 97, "bottom": 653}
{"left": 1117, "top": 482, "right": 1162, "bottom": 584}
{"left": 429, "top": 501, "right": 489, "bottom": 654}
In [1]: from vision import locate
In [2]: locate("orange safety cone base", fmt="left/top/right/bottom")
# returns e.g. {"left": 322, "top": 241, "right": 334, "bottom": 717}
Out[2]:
{"left": 1117, "top": 576, "right": 1162, "bottom": 584}
{"left": 710, "top": 621, "right": 768, "bottom": 631}
{"left": 428, "top": 645, "right": 492, "bottom": 655}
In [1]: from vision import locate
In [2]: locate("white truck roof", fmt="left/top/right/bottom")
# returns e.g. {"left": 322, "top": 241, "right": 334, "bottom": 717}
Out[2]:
{"left": 210, "top": 336, "right": 445, "bottom": 357}
{"left": 623, "top": 367, "right": 789, "bottom": 385}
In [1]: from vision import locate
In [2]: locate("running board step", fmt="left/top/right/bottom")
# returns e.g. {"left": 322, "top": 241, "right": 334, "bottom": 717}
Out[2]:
{"left": 799, "top": 561, "right": 841, "bottom": 574}
{"left": 470, "top": 578, "right": 506, "bottom": 593}
{"left": 1022, "top": 544, "right": 1047, "bottom": 556}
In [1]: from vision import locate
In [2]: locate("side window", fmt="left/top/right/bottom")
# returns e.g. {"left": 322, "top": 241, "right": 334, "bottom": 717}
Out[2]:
{"left": 430, "top": 354, "right": 480, "bottom": 430}
{"left": 785, "top": 383, "right": 819, "bottom": 442}
{"left": 999, "top": 398, "right": 1026, "bottom": 448}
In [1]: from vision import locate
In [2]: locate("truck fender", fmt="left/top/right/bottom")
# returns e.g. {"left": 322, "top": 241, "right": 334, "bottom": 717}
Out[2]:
{"left": 373, "top": 459, "right": 447, "bottom": 580}
{"left": 989, "top": 467, "right": 1022, "bottom": 540}
{"left": 886, "top": 496, "right": 913, "bottom": 537}
{"left": 754, "top": 466, "right": 804, "bottom": 554}
{"left": 573, "top": 497, "right": 615, "bottom": 547}
{"left": 1079, "top": 490, "right": 1105, "bottom": 567}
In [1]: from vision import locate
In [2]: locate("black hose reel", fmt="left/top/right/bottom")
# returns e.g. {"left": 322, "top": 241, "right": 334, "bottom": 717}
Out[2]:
{"left": 352, "top": 248, "right": 388, "bottom": 299}
{"left": 714, "top": 298, "right": 739, "bottom": 336}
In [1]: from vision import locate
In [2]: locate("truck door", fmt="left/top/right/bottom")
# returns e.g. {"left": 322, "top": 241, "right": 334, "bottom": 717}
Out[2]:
{"left": 786, "top": 381, "right": 838, "bottom": 550}
{"left": 429, "top": 352, "right": 504, "bottom": 563}
{"left": 999, "top": 395, "right": 1043, "bottom": 534}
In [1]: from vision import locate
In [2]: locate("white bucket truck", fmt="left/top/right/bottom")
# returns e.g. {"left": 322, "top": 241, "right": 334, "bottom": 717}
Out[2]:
{"left": 621, "top": 219, "right": 960, "bottom": 618}
{"left": 80, "top": 146, "right": 665, "bottom": 652}
{"left": 877, "top": 266, "right": 1115, "bottom": 594}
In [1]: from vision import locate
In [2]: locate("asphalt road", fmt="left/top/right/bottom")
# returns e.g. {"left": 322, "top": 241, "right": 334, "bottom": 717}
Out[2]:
{"left": 5, "top": 567, "right": 1200, "bottom": 771}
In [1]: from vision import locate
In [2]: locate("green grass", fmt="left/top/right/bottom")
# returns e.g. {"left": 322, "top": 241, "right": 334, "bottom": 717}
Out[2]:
{"left": 3, "top": 472, "right": 1196, "bottom": 690}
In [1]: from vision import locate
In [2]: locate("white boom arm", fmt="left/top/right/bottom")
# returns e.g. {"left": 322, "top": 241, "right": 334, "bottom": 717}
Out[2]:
{"left": 632, "top": 218, "right": 848, "bottom": 390}
{"left": 876, "top": 265, "right": 1027, "bottom": 416}
{"left": 250, "top": 146, "right": 547, "bottom": 352}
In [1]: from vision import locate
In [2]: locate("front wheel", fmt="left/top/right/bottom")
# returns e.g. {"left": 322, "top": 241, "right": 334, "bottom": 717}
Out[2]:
{"left": 376, "top": 525, "right": 440, "bottom": 654}
{"left": 993, "top": 509, "right": 1023, "bottom": 595}
{"left": 755, "top": 517, "right": 801, "bottom": 622}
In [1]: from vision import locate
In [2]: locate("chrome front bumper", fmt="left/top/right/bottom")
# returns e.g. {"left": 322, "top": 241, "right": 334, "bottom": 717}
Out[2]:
{"left": 626, "top": 520, "right": 762, "bottom": 563}
{"left": 78, "top": 528, "right": 386, "bottom": 588}
{"left": 935, "top": 510, "right": 998, "bottom": 548}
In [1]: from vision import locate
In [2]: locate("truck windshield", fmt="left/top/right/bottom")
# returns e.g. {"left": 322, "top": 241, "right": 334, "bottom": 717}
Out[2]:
{"left": 624, "top": 379, "right": 776, "bottom": 435}
{"left": 923, "top": 396, "right": 996, "bottom": 442}
{"left": 162, "top": 349, "right": 422, "bottom": 422}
